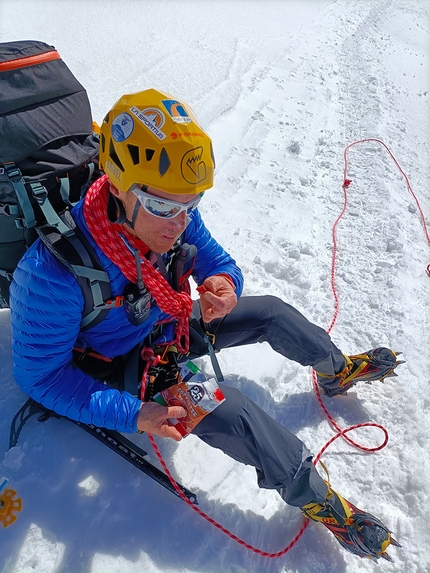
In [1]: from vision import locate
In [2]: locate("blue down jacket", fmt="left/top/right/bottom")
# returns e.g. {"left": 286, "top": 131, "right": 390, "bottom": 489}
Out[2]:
{"left": 10, "top": 196, "right": 243, "bottom": 433}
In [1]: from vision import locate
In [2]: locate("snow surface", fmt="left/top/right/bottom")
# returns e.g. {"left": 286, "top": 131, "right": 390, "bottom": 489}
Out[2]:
{"left": 1, "top": 1, "right": 429, "bottom": 572}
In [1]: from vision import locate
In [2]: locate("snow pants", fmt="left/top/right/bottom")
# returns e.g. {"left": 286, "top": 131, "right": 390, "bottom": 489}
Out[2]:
{"left": 186, "top": 295, "right": 346, "bottom": 507}
{"left": 115, "top": 295, "right": 345, "bottom": 507}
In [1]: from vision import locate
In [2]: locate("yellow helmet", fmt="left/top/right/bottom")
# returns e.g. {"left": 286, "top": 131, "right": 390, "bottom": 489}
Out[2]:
{"left": 99, "top": 89, "right": 215, "bottom": 195}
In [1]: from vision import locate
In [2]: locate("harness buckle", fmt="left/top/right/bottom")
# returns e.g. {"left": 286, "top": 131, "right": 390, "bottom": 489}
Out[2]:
{"left": 104, "top": 295, "right": 124, "bottom": 308}
{"left": 205, "top": 331, "right": 216, "bottom": 345}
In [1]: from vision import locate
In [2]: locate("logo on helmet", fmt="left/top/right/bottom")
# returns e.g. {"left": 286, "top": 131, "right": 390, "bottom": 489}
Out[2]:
{"left": 111, "top": 113, "right": 134, "bottom": 142}
{"left": 181, "top": 147, "right": 207, "bottom": 184}
{"left": 106, "top": 159, "right": 122, "bottom": 181}
{"left": 161, "top": 100, "right": 192, "bottom": 124}
{"left": 129, "top": 106, "right": 166, "bottom": 141}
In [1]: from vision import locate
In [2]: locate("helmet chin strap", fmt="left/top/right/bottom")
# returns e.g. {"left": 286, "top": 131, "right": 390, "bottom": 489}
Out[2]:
{"left": 107, "top": 194, "right": 141, "bottom": 230}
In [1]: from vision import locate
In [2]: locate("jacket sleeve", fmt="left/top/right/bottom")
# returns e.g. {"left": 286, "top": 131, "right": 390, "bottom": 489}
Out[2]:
{"left": 9, "top": 241, "right": 141, "bottom": 433}
{"left": 185, "top": 209, "right": 244, "bottom": 296}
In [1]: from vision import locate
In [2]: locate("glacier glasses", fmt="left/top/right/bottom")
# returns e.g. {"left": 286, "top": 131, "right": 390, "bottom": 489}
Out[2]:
{"left": 131, "top": 184, "right": 203, "bottom": 219}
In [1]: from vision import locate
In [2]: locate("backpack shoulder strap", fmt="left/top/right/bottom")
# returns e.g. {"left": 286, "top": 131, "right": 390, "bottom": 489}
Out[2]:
{"left": 2, "top": 161, "right": 95, "bottom": 232}
{"left": 36, "top": 211, "right": 119, "bottom": 331}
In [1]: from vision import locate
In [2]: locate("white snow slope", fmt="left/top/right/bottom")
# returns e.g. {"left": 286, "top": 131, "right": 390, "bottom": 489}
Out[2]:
{"left": 0, "top": 1, "right": 429, "bottom": 572}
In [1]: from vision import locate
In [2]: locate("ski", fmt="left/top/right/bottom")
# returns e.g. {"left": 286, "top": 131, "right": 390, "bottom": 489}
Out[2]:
{"left": 9, "top": 398, "right": 198, "bottom": 504}
{"left": 74, "top": 421, "right": 198, "bottom": 503}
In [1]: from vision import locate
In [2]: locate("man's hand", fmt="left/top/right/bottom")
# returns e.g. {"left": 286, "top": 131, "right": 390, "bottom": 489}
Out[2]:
{"left": 197, "top": 274, "right": 237, "bottom": 323}
{"left": 137, "top": 402, "right": 187, "bottom": 442}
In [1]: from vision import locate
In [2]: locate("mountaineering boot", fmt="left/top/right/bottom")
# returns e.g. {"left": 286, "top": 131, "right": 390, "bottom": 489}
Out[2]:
{"left": 316, "top": 347, "right": 404, "bottom": 397}
{"left": 301, "top": 479, "right": 401, "bottom": 561}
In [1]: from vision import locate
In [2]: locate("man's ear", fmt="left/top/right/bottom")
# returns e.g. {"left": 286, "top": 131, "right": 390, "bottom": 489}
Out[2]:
{"left": 109, "top": 183, "right": 121, "bottom": 198}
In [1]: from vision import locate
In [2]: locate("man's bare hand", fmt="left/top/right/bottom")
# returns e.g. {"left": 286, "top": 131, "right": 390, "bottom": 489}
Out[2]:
{"left": 197, "top": 274, "right": 237, "bottom": 323}
{"left": 137, "top": 402, "right": 187, "bottom": 442}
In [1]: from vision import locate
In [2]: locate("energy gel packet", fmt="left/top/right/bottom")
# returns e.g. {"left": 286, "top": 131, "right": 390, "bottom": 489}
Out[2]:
{"left": 153, "top": 360, "right": 225, "bottom": 436}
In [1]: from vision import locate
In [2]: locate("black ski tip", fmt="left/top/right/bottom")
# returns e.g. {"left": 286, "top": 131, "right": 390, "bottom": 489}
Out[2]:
{"left": 178, "top": 486, "right": 199, "bottom": 505}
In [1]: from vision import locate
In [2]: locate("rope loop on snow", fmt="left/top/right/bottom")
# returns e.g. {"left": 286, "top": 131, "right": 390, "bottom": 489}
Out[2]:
{"left": 149, "top": 138, "right": 428, "bottom": 558}
{"left": 321, "top": 137, "right": 428, "bottom": 454}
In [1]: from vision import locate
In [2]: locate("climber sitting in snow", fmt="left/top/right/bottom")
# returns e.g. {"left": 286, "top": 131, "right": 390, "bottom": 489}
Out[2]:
{"left": 10, "top": 89, "right": 401, "bottom": 561}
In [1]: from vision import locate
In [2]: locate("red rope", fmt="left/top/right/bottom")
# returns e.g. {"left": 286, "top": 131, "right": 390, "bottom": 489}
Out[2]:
{"left": 326, "top": 178, "right": 349, "bottom": 335}
{"left": 148, "top": 138, "right": 428, "bottom": 558}
{"left": 84, "top": 175, "right": 192, "bottom": 353}
{"left": 148, "top": 433, "right": 309, "bottom": 558}
{"left": 343, "top": 138, "right": 430, "bottom": 250}
{"left": 314, "top": 137, "right": 429, "bottom": 452}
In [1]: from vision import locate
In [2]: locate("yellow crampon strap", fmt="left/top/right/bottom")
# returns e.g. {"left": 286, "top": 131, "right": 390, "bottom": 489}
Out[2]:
{"left": 315, "top": 354, "right": 353, "bottom": 379}
{"left": 301, "top": 461, "right": 354, "bottom": 526}
{"left": 318, "top": 459, "right": 330, "bottom": 482}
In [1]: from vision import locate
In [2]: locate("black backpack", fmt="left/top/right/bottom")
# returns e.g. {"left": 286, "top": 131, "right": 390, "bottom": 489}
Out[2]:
{"left": 0, "top": 40, "right": 113, "bottom": 328}
{"left": 0, "top": 40, "right": 198, "bottom": 333}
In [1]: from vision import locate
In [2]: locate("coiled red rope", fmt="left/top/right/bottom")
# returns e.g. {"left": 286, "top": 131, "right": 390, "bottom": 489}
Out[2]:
{"left": 85, "top": 175, "right": 192, "bottom": 354}
{"left": 148, "top": 138, "right": 428, "bottom": 558}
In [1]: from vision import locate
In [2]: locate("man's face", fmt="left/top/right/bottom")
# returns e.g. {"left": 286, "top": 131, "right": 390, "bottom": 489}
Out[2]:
{"left": 118, "top": 185, "right": 198, "bottom": 253}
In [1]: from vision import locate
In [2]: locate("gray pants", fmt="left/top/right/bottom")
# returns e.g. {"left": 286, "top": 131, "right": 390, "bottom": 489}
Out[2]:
{"left": 188, "top": 295, "right": 346, "bottom": 507}
{"left": 119, "top": 295, "right": 345, "bottom": 507}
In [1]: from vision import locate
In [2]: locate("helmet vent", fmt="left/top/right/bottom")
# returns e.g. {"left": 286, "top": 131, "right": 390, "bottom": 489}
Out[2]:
{"left": 109, "top": 140, "right": 125, "bottom": 172}
{"left": 145, "top": 148, "right": 155, "bottom": 162}
{"left": 159, "top": 147, "right": 171, "bottom": 176}
{"left": 127, "top": 144, "right": 140, "bottom": 165}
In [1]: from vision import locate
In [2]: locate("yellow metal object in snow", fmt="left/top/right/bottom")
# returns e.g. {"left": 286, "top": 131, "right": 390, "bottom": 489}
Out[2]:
{"left": 0, "top": 488, "right": 22, "bottom": 527}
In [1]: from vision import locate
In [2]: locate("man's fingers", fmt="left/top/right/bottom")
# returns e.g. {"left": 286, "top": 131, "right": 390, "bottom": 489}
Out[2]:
{"left": 159, "top": 423, "right": 184, "bottom": 442}
{"left": 167, "top": 405, "right": 187, "bottom": 419}
{"left": 137, "top": 402, "right": 187, "bottom": 440}
{"left": 204, "top": 291, "right": 225, "bottom": 309}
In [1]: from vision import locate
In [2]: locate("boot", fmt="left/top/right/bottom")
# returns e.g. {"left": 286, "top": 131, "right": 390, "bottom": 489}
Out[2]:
{"left": 301, "top": 470, "right": 401, "bottom": 561}
{"left": 316, "top": 347, "right": 404, "bottom": 397}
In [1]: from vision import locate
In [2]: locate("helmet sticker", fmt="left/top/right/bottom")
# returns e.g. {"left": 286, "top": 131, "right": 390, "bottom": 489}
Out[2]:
{"left": 106, "top": 159, "right": 122, "bottom": 181}
{"left": 161, "top": 99, "right": 192, "bottom": 124}
{"left": 111, "top": 113, "right": 134, "bottom": 142}
{"left": 171, "top": 131, "right": 204, "bottom": 140}
{"left": 181, "top": 146, "right": 207, "bottom": 184}
{"left": 129, "top": 106, "right": 166, "bottom": 141}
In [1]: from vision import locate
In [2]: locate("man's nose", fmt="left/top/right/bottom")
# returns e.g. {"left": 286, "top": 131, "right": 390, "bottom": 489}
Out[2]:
{"left": 169, "top": 210, "right": 187, "bottom": 228}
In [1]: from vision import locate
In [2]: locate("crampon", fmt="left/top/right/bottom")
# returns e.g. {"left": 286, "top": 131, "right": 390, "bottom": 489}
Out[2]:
{"left": 317, "top": 347, "right": 405, "bottom": 397}
{"left": 301, "top": 464, "right": 401, "bottom": 562}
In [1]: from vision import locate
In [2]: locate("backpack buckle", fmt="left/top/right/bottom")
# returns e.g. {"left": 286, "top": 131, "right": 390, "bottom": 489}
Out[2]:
{"left": 2, "top": 162, "right": 21, "bottom": 181}
{"left": 0, "top": 203, "right": 20, "bottom": 216}
{"left": 30, "top": 182, "right": 48, "bottom": 205}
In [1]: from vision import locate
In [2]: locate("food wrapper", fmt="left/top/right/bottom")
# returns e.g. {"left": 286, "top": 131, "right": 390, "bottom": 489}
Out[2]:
{"left": 153, "top": 362, "right": 225, "bottom": 436}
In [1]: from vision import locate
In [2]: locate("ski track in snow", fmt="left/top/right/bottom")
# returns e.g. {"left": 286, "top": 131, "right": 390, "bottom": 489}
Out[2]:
{"left": 0, "top": 1, "right": 429, "bottom": 572}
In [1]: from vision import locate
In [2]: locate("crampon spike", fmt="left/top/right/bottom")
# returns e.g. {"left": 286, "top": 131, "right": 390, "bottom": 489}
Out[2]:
{"left": 378, "top": 534, "right": 402, "bottom": 562}
{"left": 395, "top": 360, "right": 406, "bottom": 366}
{"left": 389, "top": 536, "right": 402, "bottom": 548}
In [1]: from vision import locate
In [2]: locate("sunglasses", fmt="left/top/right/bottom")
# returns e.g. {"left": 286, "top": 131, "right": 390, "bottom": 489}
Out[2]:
{"left": 131, "top": 185, "right": 203, "bottom": 219}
